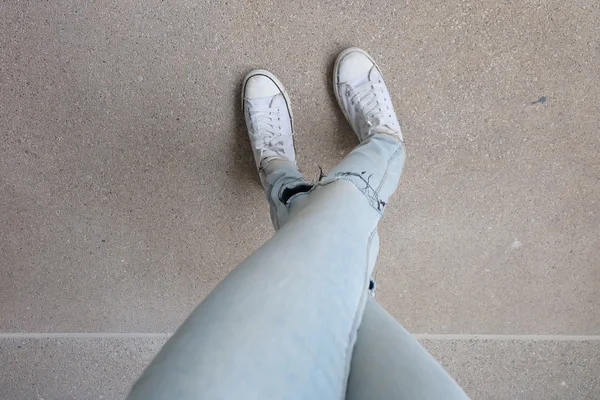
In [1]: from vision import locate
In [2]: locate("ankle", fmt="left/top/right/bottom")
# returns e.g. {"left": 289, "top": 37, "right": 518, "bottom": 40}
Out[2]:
{"left": 369, "top": 131, "right": 404, "bottom": 145}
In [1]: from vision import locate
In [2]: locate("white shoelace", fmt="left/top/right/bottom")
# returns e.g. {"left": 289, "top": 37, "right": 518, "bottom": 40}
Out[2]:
{"left": 249, "top": 107, "right": 289, "bottom": 156}
{"left": 348, "top": 79, "right": 395, "bottom": 131}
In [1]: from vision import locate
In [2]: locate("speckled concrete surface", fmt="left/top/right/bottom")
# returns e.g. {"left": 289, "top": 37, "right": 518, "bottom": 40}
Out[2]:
{"left": 1, "top": 0, "right": 599, "bottom": 398}
{"left": 0, "top": 337, "right": 167, "bottom": 400}
{"left": 424, "top": 339, "right": 600, "bottom": 399}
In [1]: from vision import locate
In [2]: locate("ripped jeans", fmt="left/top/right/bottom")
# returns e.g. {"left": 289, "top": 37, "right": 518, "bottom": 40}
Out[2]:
{"left": 128, "top": 134, "right": 469, "bottom": 400}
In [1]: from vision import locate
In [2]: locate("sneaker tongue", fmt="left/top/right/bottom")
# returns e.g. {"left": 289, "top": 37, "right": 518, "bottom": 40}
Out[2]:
{"left": 348, "top": 66, "right": 376, "bottom": 87}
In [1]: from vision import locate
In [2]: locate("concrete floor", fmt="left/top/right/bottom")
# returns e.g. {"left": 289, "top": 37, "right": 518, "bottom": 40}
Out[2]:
{"left": 1, "top": 0, "right": 599, "bottom": 399}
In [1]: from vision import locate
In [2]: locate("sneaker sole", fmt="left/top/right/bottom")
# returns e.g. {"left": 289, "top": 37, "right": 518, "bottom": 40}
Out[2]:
{"left": 332, "top": 47, "right": 382, "bottom": 141}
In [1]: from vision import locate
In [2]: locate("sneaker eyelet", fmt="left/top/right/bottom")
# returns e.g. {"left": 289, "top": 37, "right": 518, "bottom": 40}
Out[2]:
{"left": 346, "top": 91, "right": 350, "bottom": 96}
{"left": 350, "top": 101, "right": 354, "bottom": 105}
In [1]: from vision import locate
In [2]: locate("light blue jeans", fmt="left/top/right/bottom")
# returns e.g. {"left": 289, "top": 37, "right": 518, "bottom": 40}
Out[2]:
{"left": 128, "top": 133, "right": 469, "bottom": 400}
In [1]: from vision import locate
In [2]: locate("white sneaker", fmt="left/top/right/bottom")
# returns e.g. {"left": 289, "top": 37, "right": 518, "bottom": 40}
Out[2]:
{"left": 333, "top": 48, "right": 403, "bottom": 142}
{"left": 242, "top": 70, "right": 295, "bottom": 171}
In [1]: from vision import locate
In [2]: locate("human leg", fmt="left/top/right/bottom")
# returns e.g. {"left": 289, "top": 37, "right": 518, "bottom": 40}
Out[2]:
{"left": 335, "top": 48, "right": 468, "bottom": 399}
{"left": 346, "top": 297, "right": 470, "bottom": 400}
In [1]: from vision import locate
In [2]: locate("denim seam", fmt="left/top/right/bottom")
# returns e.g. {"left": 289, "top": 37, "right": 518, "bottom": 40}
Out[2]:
{"left": 273, "top": 207, "right": 281, "bottom": 230}
{"left": 375, "top": 145, "right": 403, "bottom": 196}
{"left": 340, "top": 228, "right": 376, "bottom": 399}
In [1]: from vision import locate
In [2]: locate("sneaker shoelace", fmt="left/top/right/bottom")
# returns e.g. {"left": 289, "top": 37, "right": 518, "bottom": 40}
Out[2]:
{"left": 249, "top": 107, "right": 290, "bottom": 157}
{"left": 348, "top": 79, "right": 396, "bottom": 133}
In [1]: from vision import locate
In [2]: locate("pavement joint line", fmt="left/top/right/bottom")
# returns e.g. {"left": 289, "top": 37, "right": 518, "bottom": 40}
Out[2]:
{"left": 0, "top": 333, "right": 172, "bottom": 339}
{"left": 0, "top": 333, "right": 599, "bottom": 341}
{"left": 413, "top": 334, "right": 600, "bottom": 341}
